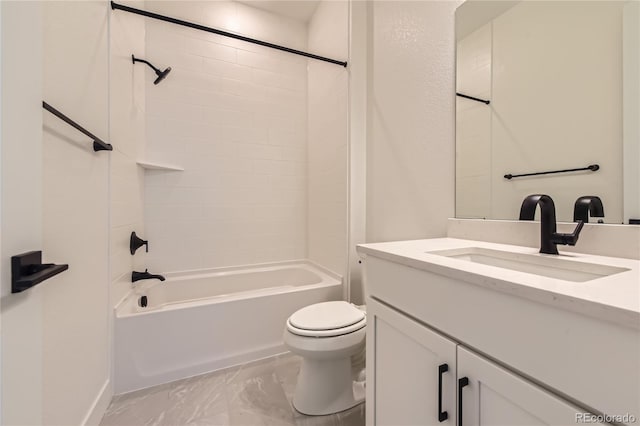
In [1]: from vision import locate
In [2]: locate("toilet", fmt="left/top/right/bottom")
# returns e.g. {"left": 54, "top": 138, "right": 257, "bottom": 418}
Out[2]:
{"left": 283, "top": 301, "right": 366, "bottom": 416}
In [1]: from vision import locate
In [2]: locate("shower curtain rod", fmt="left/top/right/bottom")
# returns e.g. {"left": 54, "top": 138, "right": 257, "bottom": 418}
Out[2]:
{"left": 110, "top": 2, "right": 348, "bottom": 68}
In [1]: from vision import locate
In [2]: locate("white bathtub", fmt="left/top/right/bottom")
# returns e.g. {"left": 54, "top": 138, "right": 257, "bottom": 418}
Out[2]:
{"left": 114, "top": 261, "right": 342, "bottom": 393}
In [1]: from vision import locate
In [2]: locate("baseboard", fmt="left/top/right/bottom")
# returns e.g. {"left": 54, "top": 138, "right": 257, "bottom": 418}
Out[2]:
{"left": 82, "top": 378, "right": 112, "bottom": 426}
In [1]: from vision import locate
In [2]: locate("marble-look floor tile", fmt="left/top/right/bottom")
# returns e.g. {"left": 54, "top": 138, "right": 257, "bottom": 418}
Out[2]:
{"left": 273, "top": 353, "right": 302, "bottom": 401}
{"left": 293, "top": 412, "right": 340, "bottom": 426}
{"left": 224, "top": 356, "right": 281, "bottom": 386}
{"left": 101, "top": 371, "right": 228, "bottom": 426}
{"left": 336, "top": 404, "right": 366, "bottom": 426}
{"left": 101, "top": 352, "right": 364, "bottom": 426}
{"left": 163, "top": 371, "right": 228, "bottom": 425}
{"left": 226, "top": 372, "right": 296, "bottom": 426}
{"left": 101, "top": 383, "right": 182, "bottom": 426}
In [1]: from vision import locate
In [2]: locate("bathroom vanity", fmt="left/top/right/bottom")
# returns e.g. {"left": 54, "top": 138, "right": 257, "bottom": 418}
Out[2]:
{"left": 357, "top": 238, "right": 640, "bottom": 426}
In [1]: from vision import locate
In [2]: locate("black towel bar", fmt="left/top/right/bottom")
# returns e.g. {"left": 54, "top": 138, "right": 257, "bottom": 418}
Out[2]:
{"left": 456, "top": 92, "right": 490, "bottom": 105}
{"left": 504, "top": 164, "right": 599, "bottom": 180}
{"left": 43, "top": 101, "right": 113, "bottom": 152}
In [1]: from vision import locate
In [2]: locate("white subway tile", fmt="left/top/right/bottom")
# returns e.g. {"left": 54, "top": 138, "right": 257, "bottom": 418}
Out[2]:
{"left": 235, "top": 143, "right": 282, "bottom": 160}
{"left": 202, "top": 107, "right": 253, "bottom": 127}
{"left": 268, "top": 128, "right": 303, "bottom": 147}
{"left": 144, "top": 1, "right": 315, "bottom": 272}
{"left": 203, "top": 57, "right": 253, "bottom": 81}
{"left": 237, "top": 49, "right": 279, "bottom": 72}
{"left": 221, "top": 125, "right": 268, "bottom": 144}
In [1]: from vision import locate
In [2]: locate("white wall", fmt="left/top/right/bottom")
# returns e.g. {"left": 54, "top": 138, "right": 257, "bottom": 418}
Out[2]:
{"left": 347, "top": 0, "right": 368, "bottom": 304}
{"left": 0, "top": 2, "right": 44, "bottom": 424}
{"left": 42, "top": 2, "right": 111, "bottom": 423}
{"left": 457, "top": 1, "right": 624, "bottom": 223}
{"left": 307, "top": 1, "right": 349, "bottom": 277}
{"left": 143, "top": 1, "right": 308, "bottom": 272}
{"left": 2, "top": 3, "right": 118, "bottom": 423}
{"left": 367, "top": 1, "right": 459, "bottom": 243}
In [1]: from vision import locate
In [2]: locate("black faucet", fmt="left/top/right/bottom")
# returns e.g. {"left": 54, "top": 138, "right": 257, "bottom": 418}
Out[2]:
{"left": 519, "top": 194, "right": 584, "bottom": 255}
{"left": 132, "top": 269, "right": 165, "bottom": 283}
{"left": 573, "top": 196, "right": 604, "bottom": 223}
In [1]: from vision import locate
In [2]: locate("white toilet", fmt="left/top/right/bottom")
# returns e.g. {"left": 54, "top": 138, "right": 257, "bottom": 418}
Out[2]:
{"left": 283, "top": 301, "right": 366, "bottom": 416}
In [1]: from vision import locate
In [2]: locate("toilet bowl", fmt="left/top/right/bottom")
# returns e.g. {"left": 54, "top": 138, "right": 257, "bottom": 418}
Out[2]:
{"left": 283, "top": 301, "right": 366, "bottom": 416}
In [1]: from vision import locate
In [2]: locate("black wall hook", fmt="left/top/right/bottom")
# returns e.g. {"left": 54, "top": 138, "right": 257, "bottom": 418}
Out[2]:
{"left": 130, "top": 232, "right": 148, "bottom": 255}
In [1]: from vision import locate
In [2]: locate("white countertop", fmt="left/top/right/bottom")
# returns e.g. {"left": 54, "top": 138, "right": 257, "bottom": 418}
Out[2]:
{"left": 357, "top": 238, "right": 640, "bottom": 330}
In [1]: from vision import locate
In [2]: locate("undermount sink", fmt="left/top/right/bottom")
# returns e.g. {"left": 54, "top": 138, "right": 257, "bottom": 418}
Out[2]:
{"left": 427, "top": 247, "right": 629, "bottom": 282}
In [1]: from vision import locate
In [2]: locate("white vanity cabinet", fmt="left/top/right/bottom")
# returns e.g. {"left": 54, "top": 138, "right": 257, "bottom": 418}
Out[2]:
{"left": 367, "top": 299, "right": 457, "bottom": 425}
{"left": 367, "top": 298, "right": 608, "bottom": 426}
{"left": 457, "top": 347, "right": 607, "bottom": 426}
{"left": 358, "top": 239, "right": 640, "bottom": 425}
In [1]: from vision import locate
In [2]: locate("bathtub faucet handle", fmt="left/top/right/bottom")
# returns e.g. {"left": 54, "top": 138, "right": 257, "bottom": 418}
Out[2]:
{"left": 132, "top": 269, "right": 166, "bottom": 283}
{"left": 130, "top": 232, "right": 148, "bottom": 255}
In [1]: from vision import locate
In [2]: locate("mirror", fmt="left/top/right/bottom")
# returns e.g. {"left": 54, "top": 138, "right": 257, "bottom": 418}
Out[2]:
{"left": 455, "top": 0, "right": 640, "bottom": 224}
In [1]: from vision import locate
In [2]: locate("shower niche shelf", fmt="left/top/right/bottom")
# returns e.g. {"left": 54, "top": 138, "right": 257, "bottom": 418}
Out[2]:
{"left": 136, "top": 161, "right": 184, "bottom": 171}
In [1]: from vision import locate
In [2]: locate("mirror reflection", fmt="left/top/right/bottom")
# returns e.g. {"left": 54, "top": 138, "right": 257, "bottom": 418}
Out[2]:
{"left": 455, "top": 0, "right": 639, "bottom": 224}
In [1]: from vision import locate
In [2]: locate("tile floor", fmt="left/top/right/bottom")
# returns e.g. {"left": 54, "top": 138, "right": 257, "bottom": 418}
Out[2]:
{"left": 100, "top": 353, "right": 365, "bottom": 426}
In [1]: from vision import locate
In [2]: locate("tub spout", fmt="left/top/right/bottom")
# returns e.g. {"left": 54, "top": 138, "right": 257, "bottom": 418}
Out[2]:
{"left": 132, "top": 269, "right": 165, "bottom": 283}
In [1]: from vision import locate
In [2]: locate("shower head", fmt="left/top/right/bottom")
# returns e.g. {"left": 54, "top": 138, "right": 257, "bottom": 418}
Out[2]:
{"left": 153, "top": 66, "right": 172, "bottom": 85}
{"left": 132, "top": 54, "right": 171, "bottom": 85}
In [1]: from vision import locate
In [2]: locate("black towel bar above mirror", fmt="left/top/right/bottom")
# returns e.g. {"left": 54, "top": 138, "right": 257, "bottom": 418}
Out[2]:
{"left": 504, "top": 164, "right": 599, "bottom": 180}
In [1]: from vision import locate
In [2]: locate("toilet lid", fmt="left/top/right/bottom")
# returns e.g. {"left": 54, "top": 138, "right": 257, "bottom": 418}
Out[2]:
{"left": 289, "top": 301, "right": 365, "bottom": 331}
{"left": 287, "top": 317, "right": 366, "bottom": 337}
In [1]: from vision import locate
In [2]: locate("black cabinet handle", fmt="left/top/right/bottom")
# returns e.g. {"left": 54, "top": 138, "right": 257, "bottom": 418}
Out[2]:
{"left": 438, "top": 363, "right": 449, "bottom": 422}
{"left": 458, "top": 377, "right": 469, "bottom": 426}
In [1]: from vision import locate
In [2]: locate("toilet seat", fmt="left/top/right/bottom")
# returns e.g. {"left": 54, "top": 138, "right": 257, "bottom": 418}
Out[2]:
{"left": 287, "top": 301, "right": 366, "bottom": 338}
{"left": 287, "top": 317, "right": 366, "bottom": 337}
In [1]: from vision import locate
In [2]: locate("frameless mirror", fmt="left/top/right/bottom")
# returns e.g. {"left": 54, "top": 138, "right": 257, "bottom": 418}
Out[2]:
{"left": 455, "top": 0, "right": 639, "bottom": 224}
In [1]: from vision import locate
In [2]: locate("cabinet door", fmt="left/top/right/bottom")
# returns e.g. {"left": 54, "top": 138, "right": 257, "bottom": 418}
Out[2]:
{"left": 367, "top": 298, "right": 457, "bottom": 426}
{"left": 457, "top": 347, "right": 608, "bottom": 426}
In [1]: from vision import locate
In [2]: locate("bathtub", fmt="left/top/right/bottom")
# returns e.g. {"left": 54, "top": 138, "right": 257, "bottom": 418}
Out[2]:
{"left": 114, "top": 261, "right": 342, "bottom": 393}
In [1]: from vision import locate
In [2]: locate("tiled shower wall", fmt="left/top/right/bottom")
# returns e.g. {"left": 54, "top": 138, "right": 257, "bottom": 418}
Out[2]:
{"left": 143, "top": 2, "right": 308, "bottom": 272}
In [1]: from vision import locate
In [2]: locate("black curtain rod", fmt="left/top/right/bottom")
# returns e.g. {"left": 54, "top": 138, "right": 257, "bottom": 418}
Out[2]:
{"left": 504, "top": 164, "right": 599, "bottom": 180}
{"left": 42, "top": 102, "right": 113, "bottom": 152}
{"left": 110, "top": 2, "right": 348, "bottom": 68}
{"left": 456, "top": 92, "right": 490, "bottom": 105}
